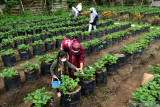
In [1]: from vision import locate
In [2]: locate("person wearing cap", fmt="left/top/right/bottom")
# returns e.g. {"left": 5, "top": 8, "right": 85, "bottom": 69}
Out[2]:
{"left": 76, "top": 3, "right": 82, "bottom": 14}
{"left": 69, "top": 5, "right": 78, "bottom": 17}
{"left": 88, "top": 7, "right": 99, "bottom": 32}
{"left": 60, "top": 38, "right": 84, "bottom": 78}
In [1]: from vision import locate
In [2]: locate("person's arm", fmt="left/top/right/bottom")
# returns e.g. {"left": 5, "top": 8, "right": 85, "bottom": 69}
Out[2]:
{"left": 66, "top": 60, "right": 79, "bottom": 71}
{"left": 50, "top": 60, "right": 58, "bottom": 78}
{"left": 79, "top": 48, "right": 85, "bottom": 73}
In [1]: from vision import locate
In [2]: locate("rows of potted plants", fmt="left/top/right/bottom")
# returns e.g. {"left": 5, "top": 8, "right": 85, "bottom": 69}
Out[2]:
{"left": 122, "top": 29, "right": 160, "bottom": 64}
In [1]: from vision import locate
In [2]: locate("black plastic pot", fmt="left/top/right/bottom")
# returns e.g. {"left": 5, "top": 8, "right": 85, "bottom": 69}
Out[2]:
{"left": 112, "top": 38, "right": 118, "bottom": 44}
{"left": 19, "top": 50, "right": 32, "bottom": 60}
{"left": 83, "top": 35, "right": 90, "bottom": 40}
{"left": 76, "top": 35, "right": 82, "bottom": 43}
{"left": 95, "top": 70, "right": 107, "bottom": 85}
{"left": 91, "top": 45, "right": 99, "bottom": 53}
{"left": 105, "top": 63, "right": 117, "bottom": 75}
{"left": 14, "top": 41, "right": 23, "bottom": 48}
{"left": 24, "top": 38, "right": 32, "bottom": 44}
{"left": 40, "top": 63, "right": 52, "bottom": 75}
{"left": 18, "top": 32, "right": 25, "bottom": 36}
{"left": 2, "top": 44, "right": 13, "bottom": 50}
{"left": 133, "top": 51, "right": 139, "bottom": 58}
{"left": 56, "top": 40, "right": 62, "bottom": 48}
{"left": 41, "top": 35, "right": 48, "bottom": 41}
{"left": 78, "top": 79, "right": 96, "bottom": 96}
{"left": 2, "top": 55, "right": 16, "bottom": 67}
{"left": 45, "top": 42, "right": 55, "bottom": 51}
{"left": 101, "top": 40, "right": 107, "bottom": 49}
{"left": 114, "top": 54, "right": 126, "bottom": 68}
{"left": 60, "top": 86, "right": 81, "bottom": 107}
{"left": 33, "top": 38, "right": 41, "bottom": 42}
{"left": 4, "top": 75, "right": 21, "bottom": 91}
{"left": 25, "top": 69, "right": 39, "bottom": 82}
{"left": 150, "top": 37, "right": 156, "bottom": 44}
{"left": 33, "top": 45, "right": 44, "bottom": 55}
{"left": 125, "top": 53, "right": 133, "bottom": 63}
{"left": 106, "top": 41, "right": 112, "bottom": 47}
{"left": 84, "top": 48, "right": 90, "bottom": 56}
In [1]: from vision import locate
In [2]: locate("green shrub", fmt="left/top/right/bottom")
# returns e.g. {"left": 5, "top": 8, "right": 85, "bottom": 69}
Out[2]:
{"left": 18, "top": 44, "right": 29, "bottom": 51}
{"left": 0, "top": 49, "right": 14, "bottom": 56}
{"left": 36, "top": 54, "right": 56, "bottom": 64}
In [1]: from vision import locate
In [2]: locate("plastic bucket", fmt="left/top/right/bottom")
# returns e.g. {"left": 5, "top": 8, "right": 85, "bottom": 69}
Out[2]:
{"left": 51, "top": 78, "right": 61, "bottom": 88}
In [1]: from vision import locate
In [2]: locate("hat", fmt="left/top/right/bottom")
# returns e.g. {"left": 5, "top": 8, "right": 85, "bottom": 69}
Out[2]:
{"left": 72, "top": 41, "right": 81, "bottom": 51}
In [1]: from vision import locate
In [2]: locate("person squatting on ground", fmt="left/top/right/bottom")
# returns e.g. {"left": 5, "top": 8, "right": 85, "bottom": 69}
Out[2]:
{"left": 88, "top": 7, "right": 99, "bottom": 32}
{"left": 69, "top": 5, "right": 78, "bottom": 17}
{"left": 50, "top": 50, "right": 79, "bottom": 97}
{"left": 60, "top": 38, "right": 84, "bottom": 79}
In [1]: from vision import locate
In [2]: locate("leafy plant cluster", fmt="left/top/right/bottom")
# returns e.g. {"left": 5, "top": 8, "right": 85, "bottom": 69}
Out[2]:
{"left": 102, "top": 54, "right": 118, "bottom": 64}
{"left": 0, "top": 49, "right": 15, "bottom": 56}
{"left": 32, "top": 40, "right": 44, "bottom": 47}
{"left": 18, "top": 44, "right": 29, "bottom": 51}
{"left": 105, "top": 31, "right": 128, "bottom": 41}
{"left": 24, "top": 87, "right": 53, "bottom": 107}
{"left": 59, "top": 75, "right": 79, "bottom": 95}
{"left": 89, "top": 39, "right": 101, "bottom": 46}
{"left": 148, "top": 64, "right": 160, "bottom": 74}
{"left": 94, "top": 60, "right": 105, "bottom": 72}
{"left": 20, "top": 61, "right": 39, "bottom": 72}
{"left": 36, "top": 54, "right": 56, "bottom": 64}
{"left": 0, "top": 67, "right": 19, "bottom": 78}
{"left": 74, "top": 66, "right": 96, "bottom": 81}
{"left": 80, "top": 43, "right": 89, "bottom": 50}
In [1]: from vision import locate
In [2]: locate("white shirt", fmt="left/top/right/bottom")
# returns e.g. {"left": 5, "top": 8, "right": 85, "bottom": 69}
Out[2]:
{"left": 70, "top": 7, "right": 78, "bottom": 17}
{"left": 76, "top": 5, "right": 82, "bottom": 11}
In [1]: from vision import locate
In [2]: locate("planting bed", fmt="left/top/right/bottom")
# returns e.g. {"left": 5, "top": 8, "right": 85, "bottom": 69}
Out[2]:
{"left": 0, "top": 6, "right": 160, "bottom": 107}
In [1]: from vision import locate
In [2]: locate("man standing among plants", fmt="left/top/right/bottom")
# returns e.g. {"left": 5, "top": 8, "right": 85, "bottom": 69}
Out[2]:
{"left": 60, "top": 38, "right": 84, "bottom": 78}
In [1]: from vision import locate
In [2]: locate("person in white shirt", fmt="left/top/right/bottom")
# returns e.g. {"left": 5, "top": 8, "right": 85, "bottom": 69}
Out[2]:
{"left": 76, "top": 3, "right": 82, "bottom": 14}
{"left": 69, "top": 5, "right": 78, "bottom": 17}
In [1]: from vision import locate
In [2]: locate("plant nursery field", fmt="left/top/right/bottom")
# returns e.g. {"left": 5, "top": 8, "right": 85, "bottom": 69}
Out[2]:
{"left": 0, "top": 6, "right": 160, "bottom": 107}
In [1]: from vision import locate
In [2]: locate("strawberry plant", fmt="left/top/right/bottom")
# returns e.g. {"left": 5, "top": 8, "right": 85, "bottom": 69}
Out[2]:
{"left": 148, "top": 64, "right": 160, "bottom": 74}
{"left": 59, "top": 75, "right": 79, "bottom": 95}
{"left": 89, "top": 39, "right": 101, "bottom": 46}
{"left": 36, "top": 54, "right": 56, "bottom": 64}
{"left": 18, "top": 44, "right": 29, "bottom": 51}
{"left": 102, "top": 54, "right": 118, "bottom": 64}
{"left": 0, "top": 67, "right": 18, "bottom": 79}
{"left": 32, "top": 40, "right": 44, "bottom": 47}
{"left": 0, "top": 49, "right": 15, "bottom": 56}
{"left": 20, "top": 61, "right": 39, "bottom": 72}
{"left": 24, "top": 87, "right": 53, "bottom": 107}
{"left": 55, "top": 35, "right": 65, "bottom": 40}
{"left": 105, "top": 35, "right": 112, "bottom": 41}
{"left": 81, "top": 43, "right": 89, "bottom": 50}
{"left": 14, "top": 36, "right": 24, "bottom": 42}
{"left": 44, "top": 38, "right": 56, "bottom": 43}
{"left": 75, "top": 66, "right": 95, "bottom": 81}
{"left": 2, "top": 38, "right": 13, "bottom": 45}
{"left": 94, "top": 60, "right": 105, "bottom": 72}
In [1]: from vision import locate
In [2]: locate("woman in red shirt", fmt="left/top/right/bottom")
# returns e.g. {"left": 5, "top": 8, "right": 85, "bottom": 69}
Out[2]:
{"left": 60, "top": 38, "right": 84, "bottom": 78}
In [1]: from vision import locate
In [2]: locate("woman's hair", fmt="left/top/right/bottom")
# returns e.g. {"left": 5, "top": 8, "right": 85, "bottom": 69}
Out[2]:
{"left": 57, "top": 50, "right": 66, "bottom": 62}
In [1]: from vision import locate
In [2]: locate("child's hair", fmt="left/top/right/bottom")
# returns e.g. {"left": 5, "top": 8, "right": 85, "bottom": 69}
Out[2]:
{"left": 57, "top": 50, "right": 66, "bottom": 62}
{"left": 69, "top": 5, "right": 72, "bottom": 9}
